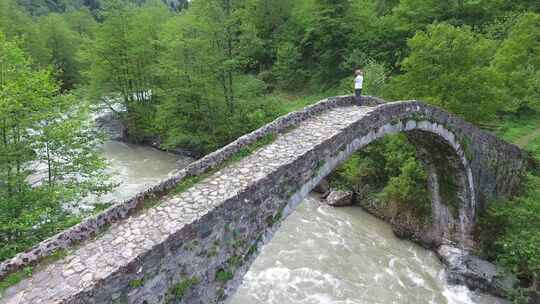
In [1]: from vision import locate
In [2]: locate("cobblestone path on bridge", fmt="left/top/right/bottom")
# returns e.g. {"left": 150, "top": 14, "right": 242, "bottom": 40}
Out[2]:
{"left": 1, "top": 105, "right": 374, "bottom": 304}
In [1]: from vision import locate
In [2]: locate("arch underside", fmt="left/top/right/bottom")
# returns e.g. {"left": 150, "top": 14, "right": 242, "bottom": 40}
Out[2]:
{"left": 287, "top": 119, "right": 477, "bottom": 249}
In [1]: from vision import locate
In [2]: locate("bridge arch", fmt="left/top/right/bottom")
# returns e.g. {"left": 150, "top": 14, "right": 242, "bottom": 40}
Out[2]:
{"left": 286, "top": 102, "right": 477, "bottom": 248}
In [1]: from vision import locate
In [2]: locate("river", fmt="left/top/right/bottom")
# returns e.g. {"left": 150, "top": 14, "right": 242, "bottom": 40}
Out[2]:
{"left": 229, "top": 196, "right": 505, "bottom": 304}
{"left": 66, "top": 140, "right": 194, "bottom": 213}
{"left": 99, "top": 140, "right": 193, "bottom": 203}
{"left": 98, "top": 140, "right": 504, "bottom": 304}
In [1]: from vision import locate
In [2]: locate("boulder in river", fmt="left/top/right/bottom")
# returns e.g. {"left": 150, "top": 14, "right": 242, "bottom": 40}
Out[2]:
{"left": 325, "top": 190, "right": 353, "bottom": 207}
{"left": 437, "top": 245, "right": 517, "bottom": 298}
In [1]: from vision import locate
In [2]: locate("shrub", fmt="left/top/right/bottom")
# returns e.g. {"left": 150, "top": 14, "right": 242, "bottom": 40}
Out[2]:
{"left": 479, "top": 174, "right": 540, "bottom": 298}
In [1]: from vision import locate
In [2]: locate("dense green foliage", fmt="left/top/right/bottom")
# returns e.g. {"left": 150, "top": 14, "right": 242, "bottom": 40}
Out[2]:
{"left": 492, "top": 13, "right": 540, "bottom": 112}
{"left": 329, "top": 134, "right": 431, "bottom": 219}
{"left": 387, "top": 23, "right": 501, "bottom": 123}
{"left": 1, "top": 0, "right": 539, "bottom": 299}
{"left": 0, "top": 34, "right": 111, "bottom": 261}
{"left": 479, "top": 175, "right": 540, "bottom": 296}
{"left": 478, "top": 110, "right": 540, "bottom": 298}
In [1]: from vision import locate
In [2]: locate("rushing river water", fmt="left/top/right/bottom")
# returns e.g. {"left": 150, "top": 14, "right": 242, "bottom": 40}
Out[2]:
{"left": 98, "top": 141, "right": 193, "bottom": 203}
{"left": 68, "top": 139, "right": 193, "bottom": 213}
{"left": 96, "top": 138, "right": 504, "bottom": 304}
{"left": 229, "top": 196, "right": 505, "bottom": 304}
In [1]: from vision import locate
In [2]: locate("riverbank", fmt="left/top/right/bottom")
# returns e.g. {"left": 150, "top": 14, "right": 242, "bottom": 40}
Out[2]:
{"left": 348, "top": 192, "right": 516, "bottom": 299}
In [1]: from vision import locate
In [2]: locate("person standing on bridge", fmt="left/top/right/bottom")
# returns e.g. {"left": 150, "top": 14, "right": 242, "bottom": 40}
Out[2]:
{"left": 354, "top": 69, "right": 364, "bottom": 105}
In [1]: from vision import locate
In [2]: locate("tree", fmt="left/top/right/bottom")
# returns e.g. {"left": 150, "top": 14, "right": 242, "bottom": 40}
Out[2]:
{"left": 339, "top": 51, "right": 389, "bottom": 97}
{"left": 492, "top": 13, "right": 540, "bottom": 112}
{"left": 303, "top": 0, "right": 352, "bottom": 86}
{"left": 35, "top": 94, "right": 112, "bottom": 198}
{"left": 387, "top": 23, "right": 502, "bottom": 123}
{"left": 0, "top": 33, "right": 111, "bottom": 260}
{"left": 348, "top": 0, "right": 401, "bottom": 65}
{"left": 0, "top": 33, "right": 55, "bottom": 198}
{"left": 0, "top": 0, "right": 50, "bottom": 67}
{"left": 154, "top": 1, "right": 278, "bottom": 154}
{"left": 190, "top": 0, "right": 262, "bottom": 112}
{"left": 242, "top": 0, "right": 291, "bottom": 71}
{"left": 83, "top": 1, "right": 170, "bottom": 140}
{"left": 37, "top": 14, "right": 83, "bottom": 90}
{"left": 64, "top": 7, "right": 98, "bottom": 38}
{"left": 392, "top": 0, "right": 503, "bottom": 29}
{"left": 155, "top": 11, "right": 225, "bottom": 153}
{"left": 499, "top": 0, "right": 540, "bottom": 14}
{"left": 479, "top": 175, "right": 540, "bottom": 300}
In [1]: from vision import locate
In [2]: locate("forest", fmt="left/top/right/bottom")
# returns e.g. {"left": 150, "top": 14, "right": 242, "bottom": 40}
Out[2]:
{"left": 0, "top": 0, "right": 539, "bottom": 301}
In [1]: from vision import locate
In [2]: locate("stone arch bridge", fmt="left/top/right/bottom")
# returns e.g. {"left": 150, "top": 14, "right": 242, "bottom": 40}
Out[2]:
{"left": 0, "top": 96, "right": 529, "bottom": 304}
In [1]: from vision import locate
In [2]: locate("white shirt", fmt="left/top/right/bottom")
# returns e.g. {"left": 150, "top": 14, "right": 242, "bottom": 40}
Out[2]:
{"left": 354, "top": 75, "right": 364, "bottom": 89}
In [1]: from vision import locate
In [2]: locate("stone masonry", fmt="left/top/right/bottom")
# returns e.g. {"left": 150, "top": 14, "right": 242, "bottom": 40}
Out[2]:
{"left": 0, "top": 97, "right": 529, "bottom": 304}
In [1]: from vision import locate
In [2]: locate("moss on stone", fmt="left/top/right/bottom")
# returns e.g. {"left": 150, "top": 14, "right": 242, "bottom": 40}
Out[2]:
{"left": 41, "top": 248, "right": 69, "bottom": 264}
{"left": 247, "top": 243, "right": 258, "bottom": 256}
{"left": 438, "top": 169, "right": 460, "bottom": 218}
{"left": 169, "top": 277, "right": 199, "bottom": 301}
{"left": 0, "top": 248, "right": 71, "bottom": 295}
{"left": 228, "top": 255, "right": 242, "bottom": 269}
{"left": 265, "top": 215, "right": 274, "bottom": 226}
{"left": 129, "top": 278, "right": 144, "bottom": 289}
{"left": 141, "top": 197, "right": 161, "bottom": 210}
{"left": 0, "top": 267, "right": 33, "bottom": 295}
{"left": 216, "top": 288, "right": 226, "bottom": 301}
{"left": 175, "top": 174, "right": 206, "bottom": 194}
{"left": 216, "top": 269, "right": 233, "bottom": 283}
{"left": 407, "top": 113, "right": 428, "bottom": 122}
{"left": 232, "top": 239, "right": 246, "bottom": 251}
{"left": 229, "top": 134, "right": 277, "bottom": 163}
{"left": 314, "top": 159, "right": 326, "bottom": 175}
{"left": 266, "top": 208, "right": 284, "bottom": 227}
{"left": 205, "top": 246, "right": 218, "bottom": 258}
{"left": 461, "top": 135, "right": 474, "bottom": 162}
{"left": 174, "top": 134, "right": 278, "bottom": 196}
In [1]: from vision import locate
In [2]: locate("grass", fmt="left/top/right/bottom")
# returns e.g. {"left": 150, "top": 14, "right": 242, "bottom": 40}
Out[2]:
{"left": 216, "top": 269, "right": 233, "bottom": 283}
{"left": 170, "top": 277, "right": 199, "bottom": 300}
{"left": 174, "top": 133, "right": 277, "bottom": 195}
{"left": 496, "top": 109, "right": 540, "bottom": 145}
{"left": 264, "top": 91, "right": 335, "bottom": 115}
{"left": 496, "top": 109, "right": 540, "bottom": 159}
{"left": 0, "top": 248, "right": 70, "bottom": 294}
{"left": 129, "top": 278, "right": 144, "bottom": 288}
{"left": 0, "top": 267, "right": 33, "bottom": 295}
{"left": 525, "top": 135, "right": 540, "bottom": 158}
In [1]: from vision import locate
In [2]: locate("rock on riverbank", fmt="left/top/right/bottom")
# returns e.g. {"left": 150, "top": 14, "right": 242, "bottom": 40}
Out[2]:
{"left": 437, "top": 245, "right": 516, "bottom": 298}
{"left": 325, "top": 190, "right": 354, "bottom": 207}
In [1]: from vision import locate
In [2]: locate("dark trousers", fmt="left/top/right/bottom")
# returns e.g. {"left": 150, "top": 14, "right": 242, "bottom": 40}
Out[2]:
{"left": 355, "top": 89, "right": 362, "bottom": 105}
